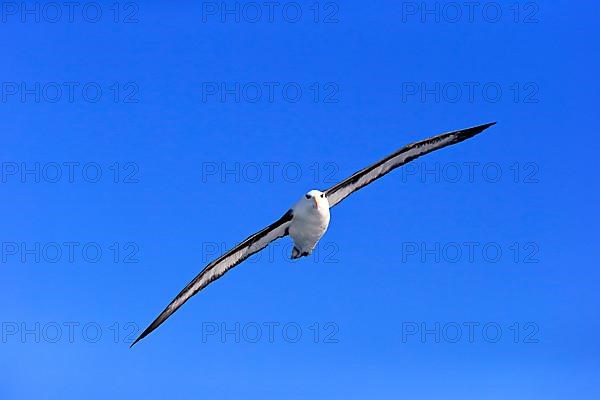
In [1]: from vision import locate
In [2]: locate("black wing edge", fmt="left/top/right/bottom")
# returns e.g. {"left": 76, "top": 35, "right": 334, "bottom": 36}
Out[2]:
{"left": 325, "top": 121, "right": 497, "bottom": 203}
{"left": 130, "top": 209, "right": 294, "bottom": 348}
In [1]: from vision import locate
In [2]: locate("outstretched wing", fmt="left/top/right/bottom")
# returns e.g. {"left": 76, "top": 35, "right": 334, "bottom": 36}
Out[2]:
{"left": 131, "top": 209, "right": 294, "bottom": 347}
{"left": 325, "top": 122, "right": 496, "bottom": 208}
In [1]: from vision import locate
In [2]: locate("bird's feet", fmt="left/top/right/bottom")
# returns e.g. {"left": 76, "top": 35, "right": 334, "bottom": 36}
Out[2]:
{"left": 291, "top": 247, "right": 310, "bottom": 260}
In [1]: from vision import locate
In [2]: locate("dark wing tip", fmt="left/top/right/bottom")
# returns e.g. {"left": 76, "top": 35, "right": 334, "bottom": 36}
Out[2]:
{"left": 129, "top": 309, "right": 173, "bottom": 348}
{"left": 129, "top": 324, "right": 153, "bottom": 348}
{"left": 458, "top": 121, "right": 497, "bottom": 138}
{"left": 477, "top": 121, "right": 497, "bottom": 130}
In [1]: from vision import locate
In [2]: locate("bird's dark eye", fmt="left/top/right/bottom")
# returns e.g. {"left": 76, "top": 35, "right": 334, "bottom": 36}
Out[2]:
{"left": 320, "top": 194, "right": 324, "bottom": 198}
{"left": 305, "top": 194, "right": 311, "bottom": 199}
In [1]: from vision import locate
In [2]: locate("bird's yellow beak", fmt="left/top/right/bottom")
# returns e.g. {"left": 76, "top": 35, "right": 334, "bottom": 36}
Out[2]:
{"left": 313, "top": 197, "right": 319, "bottom": 210}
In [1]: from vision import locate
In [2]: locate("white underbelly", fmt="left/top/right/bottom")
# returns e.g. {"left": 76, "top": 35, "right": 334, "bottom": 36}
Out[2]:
{"left": 289, "top": 210, "right": 330, "bottom": 254}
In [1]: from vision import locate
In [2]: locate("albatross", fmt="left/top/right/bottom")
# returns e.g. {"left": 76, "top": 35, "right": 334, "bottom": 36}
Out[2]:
{"left": 131, "top": 122, "right": 496, "bottom": 347}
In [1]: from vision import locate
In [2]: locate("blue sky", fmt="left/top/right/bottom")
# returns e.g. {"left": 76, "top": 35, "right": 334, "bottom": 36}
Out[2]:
{"left": 1, "top": 1, "right": 599, "bottom": 398}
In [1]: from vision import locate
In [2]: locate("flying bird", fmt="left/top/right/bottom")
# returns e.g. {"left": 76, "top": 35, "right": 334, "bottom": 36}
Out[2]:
{"left": 131, "top": 122, "right": 496, "bottom": 347}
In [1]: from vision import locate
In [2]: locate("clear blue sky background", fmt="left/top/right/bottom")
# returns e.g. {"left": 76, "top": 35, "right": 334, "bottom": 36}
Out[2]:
{"left": 1, "top": 1, "right": 599, "bottom": 398}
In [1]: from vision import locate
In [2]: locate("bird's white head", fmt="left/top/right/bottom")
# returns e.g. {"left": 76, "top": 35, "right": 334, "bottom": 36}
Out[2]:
{"left": 301, "top": 189, "right": 329, "bottom": 211}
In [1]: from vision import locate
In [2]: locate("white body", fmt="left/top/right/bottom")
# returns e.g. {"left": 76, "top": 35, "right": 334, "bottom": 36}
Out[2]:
{"left": 289, "top": 190, "right": 330, "bottom": 258}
